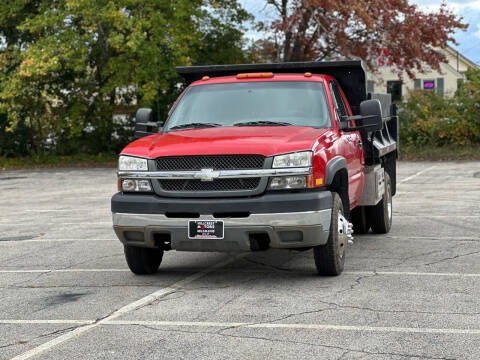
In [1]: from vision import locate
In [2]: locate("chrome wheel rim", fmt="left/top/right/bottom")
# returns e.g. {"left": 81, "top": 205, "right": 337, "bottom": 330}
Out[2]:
{"left": 387, "top": 181, "right": 392, "bottom": 222}
{"left": 337, "top": 211, "right": 347, "bottom": 260}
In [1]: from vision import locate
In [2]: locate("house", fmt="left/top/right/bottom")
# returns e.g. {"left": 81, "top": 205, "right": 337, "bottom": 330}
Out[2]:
{"left": 367, "top": 46, "right": 479, "bottom": 101}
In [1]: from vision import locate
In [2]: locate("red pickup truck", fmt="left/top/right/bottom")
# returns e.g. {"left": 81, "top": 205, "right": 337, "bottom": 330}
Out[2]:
{"left": 112, "top": 61, "right": 398, "bottom": 276}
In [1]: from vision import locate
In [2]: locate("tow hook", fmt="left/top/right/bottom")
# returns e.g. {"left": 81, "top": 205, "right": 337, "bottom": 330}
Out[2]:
{"left": 338, "top": 213, "right": 354, "bottom": 245}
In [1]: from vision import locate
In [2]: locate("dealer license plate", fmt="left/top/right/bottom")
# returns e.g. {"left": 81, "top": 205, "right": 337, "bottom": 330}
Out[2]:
{"left": 188, "top": 220, "right": 224, "bottom": 239}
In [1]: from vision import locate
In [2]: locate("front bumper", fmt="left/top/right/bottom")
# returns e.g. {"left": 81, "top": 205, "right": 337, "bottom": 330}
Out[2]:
{"left": 111, "top": 191, "right": 333, "bottom": 252}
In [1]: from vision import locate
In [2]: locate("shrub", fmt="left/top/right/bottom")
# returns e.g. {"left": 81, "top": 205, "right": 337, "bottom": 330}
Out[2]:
{"left": 398, "top": 68, "right": 480, "bottom": 147}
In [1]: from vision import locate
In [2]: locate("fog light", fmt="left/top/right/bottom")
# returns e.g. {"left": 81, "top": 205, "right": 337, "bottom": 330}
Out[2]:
{"left": 122, "top": 179, "right": 137, "bottom": 191}
{"left": 121, "top": 179, "right": 152, "bottom": 192}
{"left": 137, "top": 180, "right": 152, "bottom": 192}
{"left": 269, "top": 176, "right": 307, "bottom": 190}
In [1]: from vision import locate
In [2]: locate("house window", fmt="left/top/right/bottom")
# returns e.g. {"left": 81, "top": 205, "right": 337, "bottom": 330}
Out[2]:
{"left": 437, "top": 78, "right": 444, "bottom": 97}
{"left": 387, "top": 81, "right": 402, "bottom": 102}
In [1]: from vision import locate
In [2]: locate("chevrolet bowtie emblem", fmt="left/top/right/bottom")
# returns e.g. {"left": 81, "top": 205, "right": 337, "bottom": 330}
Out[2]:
{"left": 195, "top": 168, "right": 220, "bottom": 182}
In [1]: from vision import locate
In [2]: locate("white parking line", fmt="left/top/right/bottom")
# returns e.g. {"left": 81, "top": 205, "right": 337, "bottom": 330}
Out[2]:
{"left": 399, "top": 165, "right": 437, "bottom": 184}
{"left": 108, "top": 320, "right": 480, "bottom": 335}
{"left": 0, "top": 239, "right": 115, "bottom": 244}
{"left": 23, "top": 210, "right": 74, "bottom": 212}
{"left": 384, "top": 236, "right": 480, "bottom": 241}
{"left": 1, "top": 268, "right": 480, "bottom": 278}
{"left": 2, "top": 236, "right": 478, "bottom": 244}
{"left": 345, "top": 271, "right": 480, "bottom": 278}
{"left": 10, "top": 254, "right": 244, "bottom": 360}
{"left": 0, "top": 269, "right": 129, "bottom": 273}
{"left": 0, "top": 222, "right": 112, "bottom": 226}
{"left": 2, "top": 319, "right": 480, "bottom": 336}
{"left": 0, "top": 320, "right": 94, "bottom": 325}
{"left": 395, "top": 215, "right": 480, "bottom": 218}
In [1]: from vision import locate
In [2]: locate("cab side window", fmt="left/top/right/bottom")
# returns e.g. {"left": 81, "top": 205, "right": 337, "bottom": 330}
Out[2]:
{"left": 330, "top": 81, "right": 348, "bottom": 118}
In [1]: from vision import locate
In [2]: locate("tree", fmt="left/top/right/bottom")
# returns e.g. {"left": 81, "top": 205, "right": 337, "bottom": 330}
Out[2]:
{"left": 0, "top": 0, "right": 44, "bottom": 153}
{"left": 257, "top": 0, "right": 467, "bottom": 77}
{"left": 0, "top": 0, "right": 250, "bottom": 155}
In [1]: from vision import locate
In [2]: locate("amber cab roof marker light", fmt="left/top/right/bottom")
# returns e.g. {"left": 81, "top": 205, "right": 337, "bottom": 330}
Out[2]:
{"left": 304, "top": 72, "right": 312, "bottom": 77}
{"left": 236, "top": 72, "right": 274, "bottom": 79}
{"left": 201, "top": 76, "right": 210, "bottom": 81}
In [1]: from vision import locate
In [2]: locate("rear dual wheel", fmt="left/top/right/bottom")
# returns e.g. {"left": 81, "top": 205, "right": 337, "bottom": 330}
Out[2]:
{"left": 350, "top": 206, "right": 370, "bottom": 234}
{"left": 349, "top": 172, "right": 393, "bottom": 235}
{"left": 369, "top": 172, "right": 393, "bottom": 234}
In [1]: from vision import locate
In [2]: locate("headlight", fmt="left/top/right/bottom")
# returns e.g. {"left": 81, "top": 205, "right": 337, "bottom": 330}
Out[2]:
{"left": 122, "top": 179, "right": 152, "bottom": 192}
{"left": 269, "top": 176, "right": 308, "bottom": 190}
{"left": 119, "top": 155, "right": 148, "bottom": 171}
{"left": 272, "top": 151, "right": 312, "bottom": 168}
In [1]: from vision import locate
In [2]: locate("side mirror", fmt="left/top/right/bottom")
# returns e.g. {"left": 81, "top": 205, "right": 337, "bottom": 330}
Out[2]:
{"left": 359, "top": 99, "right": 383, "bottom": 132}
{"left": 134, "top": 108, "right": 162, "bottom": 139}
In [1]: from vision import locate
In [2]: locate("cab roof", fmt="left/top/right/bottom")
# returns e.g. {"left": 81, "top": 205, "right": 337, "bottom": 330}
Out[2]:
{"left": 189, "top": 73, "right": 329, "bottom": 86}
{"left": 176, "top": 61, "right": 367, "bottom": 115}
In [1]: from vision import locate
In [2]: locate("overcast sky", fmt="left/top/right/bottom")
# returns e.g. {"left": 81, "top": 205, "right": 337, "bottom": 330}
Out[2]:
{"left": 239, "top": 0, "right": 480, "bottom": 65}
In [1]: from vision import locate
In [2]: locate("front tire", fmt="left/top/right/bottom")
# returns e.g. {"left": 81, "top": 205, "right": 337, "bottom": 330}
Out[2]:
{"left": 124, "top": 245, "right": 163, "bottom": 275}
{"left": 313, "top": 193, "right": 347, "bottom": 276}
{"left": 369, "top": 172, "right": 393, "bottom": 234}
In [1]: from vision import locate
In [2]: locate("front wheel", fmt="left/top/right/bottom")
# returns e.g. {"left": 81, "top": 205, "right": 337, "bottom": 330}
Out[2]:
{"left": 124, "top": 245, "right": 163, "bottom": 275}
{"left": 313, "top": 193, "right": 350, "bottom": 276}
{"left": 369, "top": 172, "right": 393, "bottom": 234}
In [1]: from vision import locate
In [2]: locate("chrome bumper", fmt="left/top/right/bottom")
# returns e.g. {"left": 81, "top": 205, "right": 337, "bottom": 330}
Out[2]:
{"left": 112, "top": 210, "right": 331, "bottom": 252}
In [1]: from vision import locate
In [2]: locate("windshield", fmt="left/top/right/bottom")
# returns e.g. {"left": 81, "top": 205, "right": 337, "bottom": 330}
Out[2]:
{"left": 165, "top": 81, "right": 332, "bottom": 132}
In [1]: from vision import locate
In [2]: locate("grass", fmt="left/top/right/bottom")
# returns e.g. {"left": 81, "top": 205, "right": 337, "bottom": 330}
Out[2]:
{"left": 0, "top": 153, "right": 118, "bottom": 170}
{"left": 399, "top": 144, "right": 480, "bottom": 161}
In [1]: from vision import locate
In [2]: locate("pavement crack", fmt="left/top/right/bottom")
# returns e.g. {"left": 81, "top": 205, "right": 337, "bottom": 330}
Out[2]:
{"left": 372, "top": 249, "right": 445, "bottom": 270}
{"left": 0, "top": 325, "right": 80, "bottom": 350}
{"left": 425, "top": 249, "right": 480, "bottom": 266}
{"left": 213, "top": 328, "right": 449, "bottom": 360}
{"left": 241, "top": 257, "right": 294, "bottom": 272}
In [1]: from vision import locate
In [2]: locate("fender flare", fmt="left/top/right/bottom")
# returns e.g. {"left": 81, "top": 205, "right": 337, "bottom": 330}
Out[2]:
{"left": 324, "top": 156, "right": 347, "bottom": 186}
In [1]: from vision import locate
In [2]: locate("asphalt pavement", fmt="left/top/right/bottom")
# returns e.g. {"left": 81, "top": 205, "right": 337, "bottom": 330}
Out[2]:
{"left": 0, "top": 161, "right": 479, "bottom": 360}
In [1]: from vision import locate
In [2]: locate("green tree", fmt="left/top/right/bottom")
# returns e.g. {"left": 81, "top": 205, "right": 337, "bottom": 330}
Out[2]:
{"left": 455, "top": 68, "right": 480, "bottom": 144}
{"left": 0, "top": 0, "right": 44, "bottom": 154}
{"left": 0, "top": 0, "right": 250, "bottom": 155}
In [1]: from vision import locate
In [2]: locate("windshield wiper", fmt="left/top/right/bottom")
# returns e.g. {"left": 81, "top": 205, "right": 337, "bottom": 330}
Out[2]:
{"left": 233, "top": 121, "right": 292, "bottom": 127}
{"left": 168, "top": 122, "right": 222, "bottom": 131}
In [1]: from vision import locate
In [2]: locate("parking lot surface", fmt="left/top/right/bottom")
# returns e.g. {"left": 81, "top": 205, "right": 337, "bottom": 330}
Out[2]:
{"left": 1, "top": 161, "right": 479, "bottom": 360}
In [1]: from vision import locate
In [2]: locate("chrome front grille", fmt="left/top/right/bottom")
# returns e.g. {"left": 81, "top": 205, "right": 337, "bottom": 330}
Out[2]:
{"left": 159, "top": 178, "right": 261, "bottom": 192}
{"left": 156, "top": 154, "right": 265, "bottom": 194}
{"left": 156, "top": 155, "right": 265, "bottom": 171}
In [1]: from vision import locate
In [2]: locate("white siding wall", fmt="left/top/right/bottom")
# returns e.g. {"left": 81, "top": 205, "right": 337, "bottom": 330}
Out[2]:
{"left": 367, "top": 48, "right": 476, "bottom": 99}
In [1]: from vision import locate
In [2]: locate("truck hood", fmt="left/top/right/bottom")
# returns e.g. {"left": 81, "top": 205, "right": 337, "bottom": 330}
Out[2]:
{"left": 121, "top": 126, "right": 331, "bottom": 158}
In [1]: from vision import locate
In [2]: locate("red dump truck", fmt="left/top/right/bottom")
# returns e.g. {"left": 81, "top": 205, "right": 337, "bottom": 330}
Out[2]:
{"left": 111, "top": 61, "right": 398, "bottom": 276}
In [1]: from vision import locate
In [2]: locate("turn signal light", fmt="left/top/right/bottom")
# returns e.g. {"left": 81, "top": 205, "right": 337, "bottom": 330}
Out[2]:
{"left": 236, "top": 72, "right": 274, "bottom": 79}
